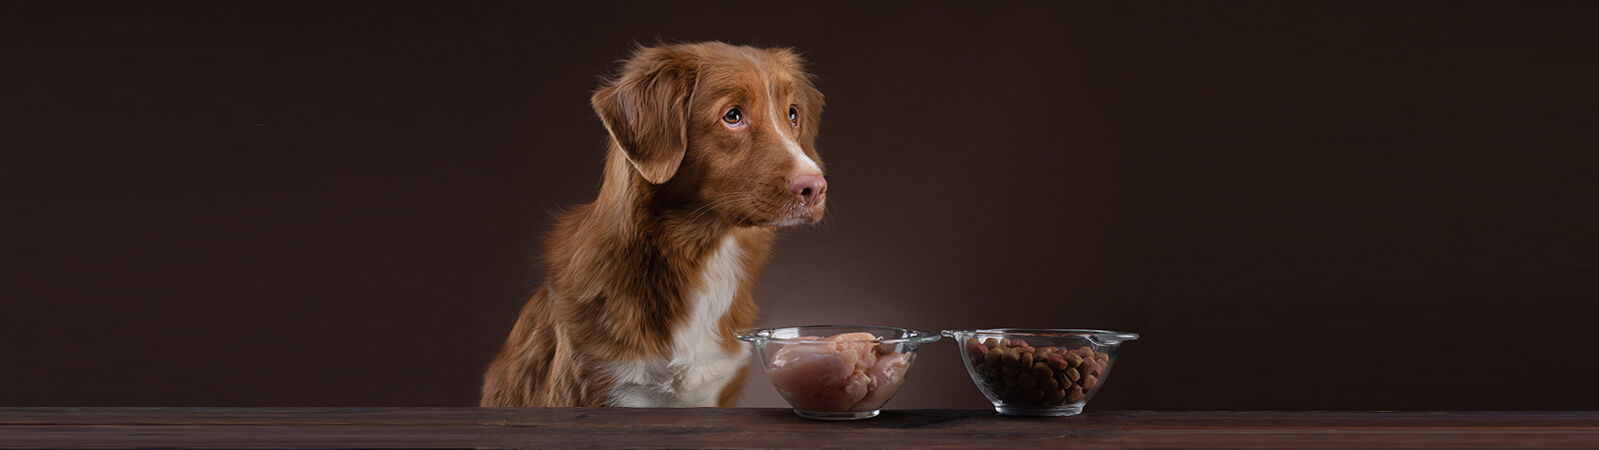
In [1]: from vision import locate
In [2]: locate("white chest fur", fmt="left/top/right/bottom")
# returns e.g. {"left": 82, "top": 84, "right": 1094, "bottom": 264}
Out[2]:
{"left": 604, "top": 235, "right": 751, "bottom": 407}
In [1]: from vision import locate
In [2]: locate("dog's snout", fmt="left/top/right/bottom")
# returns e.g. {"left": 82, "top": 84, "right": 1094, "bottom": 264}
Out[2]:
{"left": 789, "top": 174, "right": 827, "bottom": 206}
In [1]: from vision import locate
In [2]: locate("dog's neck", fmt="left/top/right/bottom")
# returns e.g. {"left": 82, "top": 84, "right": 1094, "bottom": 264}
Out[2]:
{"left": 545, "top": 145, "right": 771, "bottom": 358}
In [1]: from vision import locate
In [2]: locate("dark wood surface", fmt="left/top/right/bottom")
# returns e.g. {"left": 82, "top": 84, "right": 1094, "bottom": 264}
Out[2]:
{"left": 1, "top": 408, "right": 1595, "bottom": 448}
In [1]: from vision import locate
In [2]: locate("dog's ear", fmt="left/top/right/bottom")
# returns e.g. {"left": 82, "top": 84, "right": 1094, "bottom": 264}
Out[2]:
{"left": 592, "top": 46, "right": 698, "bottom": 185}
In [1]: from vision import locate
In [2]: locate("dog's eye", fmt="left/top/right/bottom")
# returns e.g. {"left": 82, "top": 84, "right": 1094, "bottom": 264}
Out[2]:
{"left": 788, "top": 106, "right": 799, "bottom": 127}
{"left": 722, "top": 107, "right": 743, "bottom": 125}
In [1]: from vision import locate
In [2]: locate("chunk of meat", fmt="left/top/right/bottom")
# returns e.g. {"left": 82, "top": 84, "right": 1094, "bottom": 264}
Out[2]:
{"left": 850, "top": 352, "right": 910, "bottom": 410}
{"left": 766, "top": 332, "right": 912, "bottom": 412}
{"left": 827, "top": 332, "right": 879, "bottom": 373}
{"left": 769, "top": 342, "right": 856, "bottom": 394}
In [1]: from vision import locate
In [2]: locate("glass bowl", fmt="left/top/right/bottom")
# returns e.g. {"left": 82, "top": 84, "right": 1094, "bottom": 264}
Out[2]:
{"left": 942, "top": 328, "right": 1139, "bottom": 416}
{"left": 736, "top": 325, "right": 941, "bottom": 420}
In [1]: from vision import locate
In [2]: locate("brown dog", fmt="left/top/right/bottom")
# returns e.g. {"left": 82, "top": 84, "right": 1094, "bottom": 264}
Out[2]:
{"left": 480, "top": 42, "right": 828, "bottom": 407}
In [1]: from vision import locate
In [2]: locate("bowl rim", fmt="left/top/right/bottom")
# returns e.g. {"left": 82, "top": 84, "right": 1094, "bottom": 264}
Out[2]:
{"left": 735, "top": 324, "right": 943, "bottom": 344}
{"left": 941, "top": 328, "right": 1140, "bottom": 342}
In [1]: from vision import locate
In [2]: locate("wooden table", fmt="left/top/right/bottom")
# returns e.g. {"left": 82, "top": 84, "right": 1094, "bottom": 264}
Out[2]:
{"left": 1, "top": 408, "right": 1595, "bottom": 448}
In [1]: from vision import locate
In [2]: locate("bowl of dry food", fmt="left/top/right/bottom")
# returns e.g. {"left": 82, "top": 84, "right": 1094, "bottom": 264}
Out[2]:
{"left": 942, "top": 328, "right": 1138, "bottom": 416}
{"left": 737, "top": 325, "right": 941, "bottom": 420}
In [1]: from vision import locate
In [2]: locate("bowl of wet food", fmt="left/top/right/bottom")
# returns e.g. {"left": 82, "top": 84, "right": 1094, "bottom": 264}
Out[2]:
{"left": 942, "top": 328, "right": 1139, "bottom": 416}
{"left": 737, "top": 325, "right": 941, "bottom": 420}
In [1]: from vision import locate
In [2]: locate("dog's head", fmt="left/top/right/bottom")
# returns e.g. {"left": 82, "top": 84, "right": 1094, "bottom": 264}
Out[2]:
{"left": 592, "top": 42, "right": 827, "bottom": 227}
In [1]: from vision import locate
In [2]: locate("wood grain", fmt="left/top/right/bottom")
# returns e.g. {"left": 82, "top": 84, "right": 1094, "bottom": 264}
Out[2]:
{"left": 1, "top": 408, "right": 1595, "bottom": 448}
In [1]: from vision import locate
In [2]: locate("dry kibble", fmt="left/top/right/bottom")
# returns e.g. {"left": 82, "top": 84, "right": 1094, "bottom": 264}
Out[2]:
{"left": 1081, "top": 358, "right": 1102, "bottom": 378}
{"left": 1067, "top": 386, "right": 1085, "bottom": 403}
{"left": 1030, "top": 362, "right": 1052, "bottom": 379}
{"left": 1046, "top": 353, "right": 1070, "bottom": 370}
{"left": 969, "top": 337, "right": 1117, "bottom": 408}
{"left": 997, "top": 352, "right": 1023, "bottom": 366}
{"left": 1002, "top": 351, "right": 1021, "bottom": 368}
{"left": 1064, "top": 352, "right": 1084, "bottom": 367}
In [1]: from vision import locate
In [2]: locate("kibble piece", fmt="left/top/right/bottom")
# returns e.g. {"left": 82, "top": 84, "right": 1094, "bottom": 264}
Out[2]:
{"left": 1041, "top": 376, "right": 1059, "bottom": 391}
{"left": 1002, "top": 365, "right": 1022, "bottom": 376}
{"left": 1082, "top": 374, "right": 1099, "bottom": 390}
{"left": 1064, "top": 352, "right": 1084, "bottom": 367}
{"left": 1012, "top": 338, "right": 1029, "bottom": 348}
{"left": 1030, "top": 362, "right": 1052, "bottom": 379}
{"left": 1067, "top": 386, "right": 1085, "bottom": 402}
{"left": 1065, "top": 367, "right": 1081, "bottom": 382}
{"left": 1081, "top": 358, "right": 1102, "bottom": 378}
{"left": 1024, "top": 388, "right": 1046, "bottom": 402}
{"left": 1046, "top": 388, "right": 1067, "bottom": 403}
{"left": 1001, "top": 338, "right": 1012, "bottom": 347}
{"left": 984, "top": 337, "right": 1001, "bottom": 349}
{"left": 1002, "top": 351, "right": 1021, "bottom": 368}
{"left": 1046, "top": 353, "right": 1070, "bottom": 370}
{"left": 1040, "top": 346, "right": 1058, "bottom": 355}
{"left": 1018, "top": 373, "right": 1037, "bottom": 388}
{"left": 985, "top": 349, "right": 1002, "bottom": 365}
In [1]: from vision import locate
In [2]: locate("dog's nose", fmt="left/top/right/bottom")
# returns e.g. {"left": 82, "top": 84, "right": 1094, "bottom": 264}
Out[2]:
{"left": 789, "top": 174, "right": 828, "bottom": 206}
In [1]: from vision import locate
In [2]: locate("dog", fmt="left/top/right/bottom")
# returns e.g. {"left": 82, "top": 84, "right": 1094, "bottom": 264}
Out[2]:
{"left": 480, "top": 42, "right": 828, "bottom": 407}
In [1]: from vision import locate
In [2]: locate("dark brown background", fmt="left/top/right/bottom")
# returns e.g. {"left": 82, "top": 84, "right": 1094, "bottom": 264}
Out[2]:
{"left": 3, "top": 1, "right": 1596, "bottom": 410}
